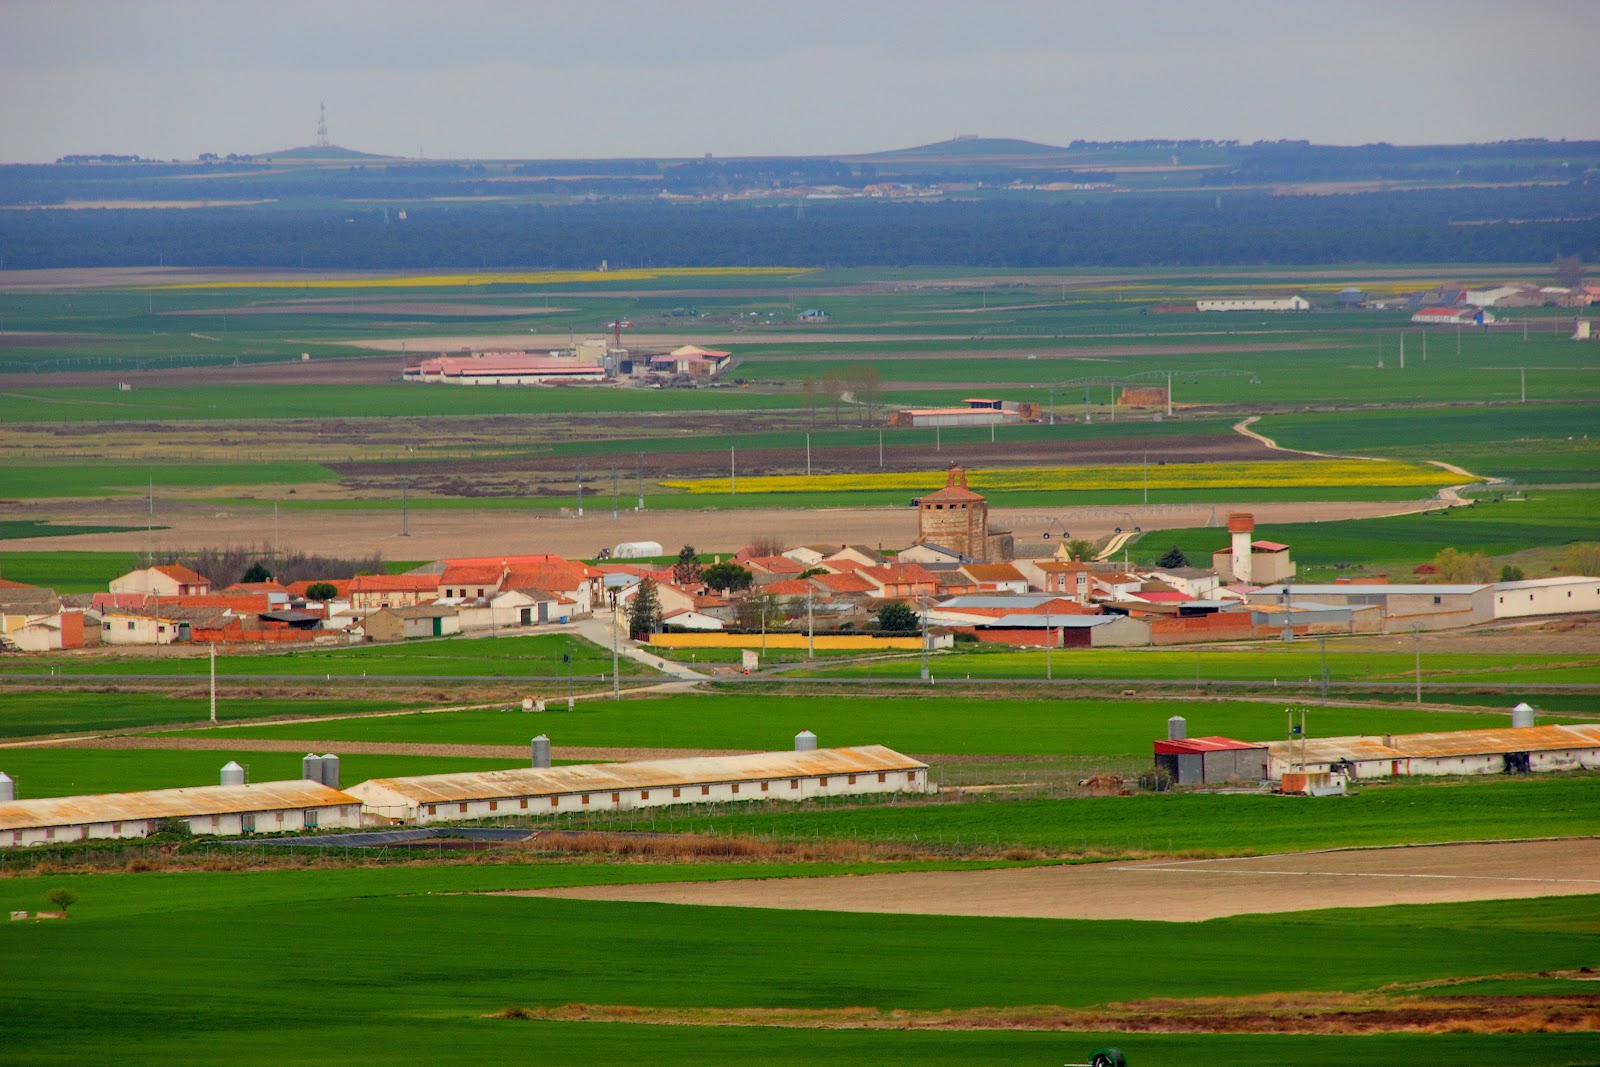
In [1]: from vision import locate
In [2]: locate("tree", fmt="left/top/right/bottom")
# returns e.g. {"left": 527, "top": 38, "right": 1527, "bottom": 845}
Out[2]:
{"left": 1499, "top": 565, "right": 1525, "bottom": 582}
{"left": 1554, "top": 254, "right": 1585, "bottom": 290}
{"left": 626, "top": 576, "right": 662, "bottom": 639}
{"left": 734, "top": 592, "right": 780, "bottom": 631}
{"left": 672, "top": 545, "right": 701, "bottom": 586}
{"left": 1431, "top": 547, "right": 1494, "bottom": 583}
{"left": 876, "top": 600, "right": 920, "bottom": 633}
{"left": 701, "top": 561, "right": 753, "bottom": 593}
{"left": 1065, "top": 538, "right": 1096, "bottom": 562}
{"left": 843, "top": 364, "right": 883, "bottom": 426}
{"left": 45, "top": 888, "right": 78, "bottom": 915}
{"left": 304, "top": 581, "right": 338, "bottom": 602}
{"left": 1156, "top": 545, "right": 1189, "bottom": 568}
{"left": 1561, "top": 542, "right": 1600, "bottom": 575}
{"left": 240, "top": 560, "right": 273, "bottom": 583}
{"left": 746, "top": 535, "right": 785, "bottom": 557}
{"left": 800, "top": 376, "right": 822, "bottom": 426}
{"left": 821, "top": 367, "right": 843, "bottom": 425}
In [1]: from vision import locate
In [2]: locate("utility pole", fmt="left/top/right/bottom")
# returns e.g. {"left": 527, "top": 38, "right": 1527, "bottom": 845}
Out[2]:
{"left": 1399, "top": 332, "right": 1404, "bottom": 370}
{"left": 1413, "top": 626, "right": 1423, "bottom": 704}
{"left": 1520, "top": 366, "right": 1526, "bottom": 404}
{"left": 878, "top": 429, "right": 884, "bottom": 469}
{"left": 806, "top": 432, "right": 811, "bottom": 476}
{"left": 1049, "top": 384, "right": 1056, "bottom": 425}
{"left": 730, "top": 447, "right": 736, "bottom": 495}
{"left": 1045, "top": 618, "right": 1053, "bottom": 681}
{"left": 209, "top": 642, "right": 217, "bottom": 723}
{"left": 575, "top": 465, "right": 584, "bottom": 517}
{"left": 1281, "top": 579, "right": 1294, "bottom": 644}
{"left": 1166, "top": 372, "right": 1173, "bottom": 418}
{"left": 806, "top": 591, "right": 814, "bottom": 659}
{"left": 400, "top": 483, "right": 409, "bottom": 537}
{"left": 1143, "top": 454, "right": 1149, "bottom": 504}
{"left": 1319, "top": 636, "right": 1329, "bottom": 703}
{"left": 565, "top": 638, "right": 574, "bottom": 711}
{"left": 636, "top": 452, "right": 645, "bottom": 511}
{"left": 611, "top": 466, "right": 618, "bottom": 520}
{"left": 611, "top": 598, "right": 621, "bottom": 701}
{"left": 273, "top": 502, "right": 280, "bottom": 559}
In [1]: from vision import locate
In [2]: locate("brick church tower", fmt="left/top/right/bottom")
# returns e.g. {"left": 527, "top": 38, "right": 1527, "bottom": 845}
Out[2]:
{"left": 917, "top": 465, "right": 990, "bottom": 562}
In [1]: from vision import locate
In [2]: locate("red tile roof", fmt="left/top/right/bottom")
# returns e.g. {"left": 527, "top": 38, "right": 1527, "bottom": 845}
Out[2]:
{"left": 763, "top": 579, "right": 815, "bottom": 596}
{"left": 350, "top": 574, "right": 440, "bottom": 593}
{"left": 153, "top": 564, "right": 210, "bottom": 585}
{"left": 812, "top": 573, "right": 875, "bottom": 594}
{"left": 286, "top": 579, "right": 352, "bottom": 597}
{"left": 440, "top": 564, "right": 507, "bottom": 586}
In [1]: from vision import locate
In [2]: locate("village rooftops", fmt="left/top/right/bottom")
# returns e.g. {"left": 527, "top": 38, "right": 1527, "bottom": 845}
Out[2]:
{"left": 1253, "top": 583, "right": 1488, "bottom": 596}
{"left": 349, "top": 574, "right": 441, "bottom": 593}
{"left": 151, "top": 564, "right": 210, "bottom": 586}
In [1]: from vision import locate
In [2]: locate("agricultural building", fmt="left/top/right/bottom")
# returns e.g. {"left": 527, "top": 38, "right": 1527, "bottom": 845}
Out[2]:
{"left": 109, "top": 565, "right": 211, "bottom": 598}
{"left": 916, "top": 465, "right": 1012, "bottom": 563}
{"left": 960, "top": 563, "right": 1029, "bottom": 593}
{"left": 345, "top": 746, "right": 931, "bottom": 824}
{"left": 0, "top": 779, "right": 361, "bottom": 848}
{"left": 965, "top": 612, "right": 1150, "bottom": 648}
{"left": 1250, "top": 583, "right": 1492, "bottom": 632}
{"left": 99, "top": 610, "right": 187, "bottom": 645}
{"left": 3, "top": 611, "right": 86, "bottom": 652}
{"left": 646, "top": 345, "right": 733, "bottom": 378}
{"left": 1196, "top": 296, "right": 1309, "bottom": 312}
{"left": 1265, "top": 723, "right": 1600, "bottom": 780}
{"left": 362, "top": 604, "right": 461, "bottom": 641}
{"left": 403, "top": 352, "right": 608, "bottom": 385}
{"left": 1489, "top": 576, "right": 1600, "bottom": 619}
{"left": 886, "top": 407, "right": 1019, "bottom": 429}
{"left": 1211, "top": 513, "right": 1294, "bottom": 585}
{"left": 1153, "top": 736, "right": 1270, "bottom": 785}
{"left": 1410, "top": 307, "right": 1494, "bottom": 326}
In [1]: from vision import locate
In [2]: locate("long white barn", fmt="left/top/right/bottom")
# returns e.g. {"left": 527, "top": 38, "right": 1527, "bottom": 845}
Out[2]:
{"left": 1196, "top": 296, "right": 1310, "bottom": 312}
{"left": 347, "top": 746, "right": 931, "bottom": 824}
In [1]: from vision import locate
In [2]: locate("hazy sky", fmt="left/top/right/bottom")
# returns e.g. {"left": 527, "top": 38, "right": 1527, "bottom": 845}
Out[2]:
{"left": 3, "top": 0, "right": 1598, "bottom": 162}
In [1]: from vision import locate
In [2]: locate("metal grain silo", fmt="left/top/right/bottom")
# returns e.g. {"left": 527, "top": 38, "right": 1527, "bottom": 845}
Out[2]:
{"left": 320, "top": 754, "right": 340, "bottom": 789}
{"left": 302, "top": 753, "right": 323, "bottom": 782}
{"left": 531, "top": 735, "right": 552, "bottom": 769}
{"left": 220, "top": 761, "right": 246, "bottom": 786}
{"left": 1512, "top": 702, "right": 1536, "bottom": 728}
{"left": 0, "top": 771, "right": 13, "bottom": 802}
{"left": 1167, "top": 716, "right": 1187, "bottom": 741}
{"left": 794, "top": 730, "right": 818, "bottom": 751}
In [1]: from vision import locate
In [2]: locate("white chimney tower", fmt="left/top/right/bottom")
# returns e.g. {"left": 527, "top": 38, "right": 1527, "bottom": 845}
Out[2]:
{"left": 1228, "top": 513, "right": 1256, "bottom": 583}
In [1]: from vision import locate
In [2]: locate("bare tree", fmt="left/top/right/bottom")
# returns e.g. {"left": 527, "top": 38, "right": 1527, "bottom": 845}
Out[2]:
{"left": 1554, "top": 254, "right": 1585, "bottom": 289}
{"left": 821, "top": 368, "right": 843, "bottom": 426}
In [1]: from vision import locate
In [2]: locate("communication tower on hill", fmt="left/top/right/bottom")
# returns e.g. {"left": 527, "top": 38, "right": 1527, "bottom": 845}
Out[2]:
{"left": 316, "top": 103, "right": 330, "bottom": 148}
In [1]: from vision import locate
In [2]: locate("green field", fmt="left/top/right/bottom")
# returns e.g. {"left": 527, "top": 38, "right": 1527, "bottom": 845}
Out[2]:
{"left": 1132, "top": 488, "right": 1600, "bottom": 573}
{"left": 0, "top": 746, "right": 530, "bottom": 798}
{"left": 0, "top": 632, "right": 645, "bottom": 680}
{"left": 0, "top": 692, "right": 419, "bottom": 738}
{"left": 0, "top": 461, "right": 337, "bottom": 499}
{"left": 0, "top": 550, "right": 424, "bottom": 593}
{"left": 156, "top": 692, "right": 1586, "bottom": 755}
{"left": 1, "top": 857, "right": 1594, "bottom": 1065}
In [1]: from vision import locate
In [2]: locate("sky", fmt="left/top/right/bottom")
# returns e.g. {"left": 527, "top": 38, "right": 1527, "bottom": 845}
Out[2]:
{"left": 3, "top": 0, "right": 1598, "bottom": 162}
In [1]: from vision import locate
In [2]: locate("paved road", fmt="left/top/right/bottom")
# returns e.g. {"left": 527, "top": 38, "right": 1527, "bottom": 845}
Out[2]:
{"left": 571, "top": 615, "right": 709, "bottom": 682}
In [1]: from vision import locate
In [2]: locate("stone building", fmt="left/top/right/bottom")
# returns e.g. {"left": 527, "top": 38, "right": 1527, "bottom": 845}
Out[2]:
{"left": 916, "top": 466, "right": 1012, "bottom": 563}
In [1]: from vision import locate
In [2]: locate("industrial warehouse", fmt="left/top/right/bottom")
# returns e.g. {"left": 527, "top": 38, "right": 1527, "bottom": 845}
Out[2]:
{"left": 1266, "top": 722, "right": 1600, "bottom": 780}
{"left": 0, "top": 742, "right": 929, "bottom": 847}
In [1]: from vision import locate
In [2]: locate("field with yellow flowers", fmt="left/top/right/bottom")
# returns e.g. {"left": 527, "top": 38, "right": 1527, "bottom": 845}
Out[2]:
{"left": 152, "top": 266, "right": 813, "bottom": 290}
{"left": 662, "top": 458, "right": 1459, "bottom": 497}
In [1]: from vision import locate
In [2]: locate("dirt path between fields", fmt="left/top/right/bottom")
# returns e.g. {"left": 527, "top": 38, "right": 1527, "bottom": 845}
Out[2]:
{"left": 35, "top": 735, "right": 753, "bottom": 762}
{"left": 1232, "top": 415, "right": 1483, "bottom": 507}
{"left": 510, "top": 838, "right": 1600, "bottom": 921}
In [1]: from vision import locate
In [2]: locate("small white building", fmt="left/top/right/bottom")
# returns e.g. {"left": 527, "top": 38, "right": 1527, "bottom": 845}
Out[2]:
{"left": 0, "top": 779, "right": 362, "bottom": 848}
{"left": 1490, "top": 576, "right": 1600, "bottom": 619}
{"left": 612, "top": 541, "right": 665, "bottom": 560}
{"left": 346, "top": 746, "right": 931, "bottom": 824}
{"left": 1196, "top": 296, "right": 1310, "bottom": 312}
{"left": 109, "top": 564, "right": 211, "bottom": 598}
{"left": 661, "top": 608, "right": 725, "bottom": 631}
{"left": 100, "top": 611, "right": 186, "bottom": 645}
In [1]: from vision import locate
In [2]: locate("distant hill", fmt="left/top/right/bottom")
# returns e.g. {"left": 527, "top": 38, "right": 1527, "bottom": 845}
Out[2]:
{"left": 852, "top": 136, "right": 1072, "bottom": 162}
{"left": 260, "top": 144, "right": 394, "bottom": 162}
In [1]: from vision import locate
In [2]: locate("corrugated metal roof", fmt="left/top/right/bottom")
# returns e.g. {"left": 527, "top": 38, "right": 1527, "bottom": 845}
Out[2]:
{"left": 1265, "top": 723, "right": 1600, "bottom": 763}
{"left": 1155, "top": 736, "right": 1266, "bottom": 755}
{"left": 940, "top": 594, "right": 1063, "bottom": 608}
{"left": 1253, "top": 584, "right": 1488, "bottom": 596}
{"left": 1493, "top": 576, "right": 1599, "bottom": 590}
{"left": 346, "top": 746, "right": 927, "bottom": 806}
{"left": 0, "top": 780, "right": 357, "bottom": 832}
{"left": 981, "top": 614, "right": 1114, "bottom": 628}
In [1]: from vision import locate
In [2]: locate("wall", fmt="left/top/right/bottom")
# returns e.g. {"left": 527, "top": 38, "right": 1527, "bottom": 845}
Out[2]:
{"left": 650, "top": 632, "right": 938, "bottom": 651}
{"left": 1492, "top": 580, "right": 1600, "bottom": 619}
{"left": 0, "top": 803, "right": 361, "bottom": 848}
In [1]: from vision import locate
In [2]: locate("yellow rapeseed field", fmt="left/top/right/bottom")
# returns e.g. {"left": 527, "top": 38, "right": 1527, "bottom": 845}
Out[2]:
{"left": 152, "top": 266, "right": 813, "bottom": 291}
{"left": 663, "top": 459, "right": 1456, "bottom": 496}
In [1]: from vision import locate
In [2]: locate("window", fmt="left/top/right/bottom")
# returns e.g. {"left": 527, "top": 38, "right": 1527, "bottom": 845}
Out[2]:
{"left": 878, "top": 773, "right": 886, "bottom": 783}
{"left": 790, "top": 779, "right": 799, "bottom": 789}
{"left": 240, "top": 814, "right": 254, "bottom": 833}
{"left": 458, "top": 803, "right": 468, "bottom": 813}
{"left": 427, "top": 804, "right": 437, "bottom": 815}
{"left": 700, "top": 785, "right": 710, "bottom": 796}
{"left": 819, "top": 777, "right": 829, "bottom": 787}
{"left": 1433, "top": 596, "right": 1442, "bottom": 605}
{"left": 210, "top": 815, "right": 220, "bottom": 829}
{"left": 275, "top": 812, "right": 284, "bottom": 824}
{"left": 848, "top": 775, "right": 857, "bottom": 785}
{"left": 640, "top": 790, "right": 650, "bottom": 799}
{"left": 672, "top": 787, "right": 681, "bottom": 798}
{"left": 112, "top": 822, "right": 122, "bottom": 833}
{"left": 489, "top": 801, "right": 498, "bottom": 812}
{"left": 731, "top": 783, "right": 740, "bottom": 794}
{"left": 45, "top": 827, "right": 55, "bottom": 840}
{"left": 127, "top": 621, "right": 136, "bottom": 631}
{"left": 519, "top": 799, "right": 528, "bottom": 810}
{"left": 760, "top": 781, "right": 769, "bottom": 792}
{"left": 304, "top": 809, "right": 318, "bottom": 829}
{"left": 582, "top": 794, "right": 590, "bottom": 805}
{"left": 908, "top": 770, "right": 918, "bottom": 781}
{"left": 610, "top": 792, "right": 620, "bottom": 803}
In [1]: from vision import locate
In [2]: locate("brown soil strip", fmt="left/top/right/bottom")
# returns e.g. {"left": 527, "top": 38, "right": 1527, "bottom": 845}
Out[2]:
{"left": 492, "top": 989, "right": 1600, "bottom": 1035}
{"left": 34, "top": 736, "right": 755, "bottom": 762}
{"left": 511, "top": 839, "right": 1600, "bottom": 922}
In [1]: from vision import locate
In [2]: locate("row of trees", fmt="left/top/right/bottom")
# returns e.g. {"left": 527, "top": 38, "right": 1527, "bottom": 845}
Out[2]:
{"left": 799, "top": 366, "right": 884, "bottom": 427}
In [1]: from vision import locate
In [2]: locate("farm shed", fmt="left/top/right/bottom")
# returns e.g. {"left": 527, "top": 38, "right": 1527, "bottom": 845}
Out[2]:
{"left": 346, "top": 746, "right": 931, "bottom": 824}
{"left": 363, "top": 604, "right": 461, "bottom": 641}
{"left": 1489, "top": 576, "right": 1600, "bottom": 619}
{"left": 969, "top": 613, "right": 1150, "bottom": 648}
{"left": 1196, "top": 296, "right": 1309, "bottom": 312}
{"left": 887, "top": 407, "right": 1020, "bottom": 429}
{"left": 1153, "top": 737, "right": 1270, "bottom": 785}
{"left": 1265, "top": 723, "right": 1600, "bottom": 779}
{"left": 403, "top": 352, "right": 608, "bottom": 385}
{"left": 1250, "top": 583, "right": 1493, "bottom": 632}
{"left": 0, "top": 780, "right": 361, "bottom": 848}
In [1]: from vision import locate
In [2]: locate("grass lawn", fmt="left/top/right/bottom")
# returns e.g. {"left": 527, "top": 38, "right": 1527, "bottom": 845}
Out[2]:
{"left": 0, "top": 858, "right": 1593, "bottom": 1065}
{"left": 0, "top": 692, "right": 419, "bottom": 738}
{"left": 0, "top": 631, "right": 643, "bottom": 680}
{"left": 157, "top": 693, "right": 1578, "bottom": 755}
{"left": 0, "top": 746, "right": 532, "bottom": 798}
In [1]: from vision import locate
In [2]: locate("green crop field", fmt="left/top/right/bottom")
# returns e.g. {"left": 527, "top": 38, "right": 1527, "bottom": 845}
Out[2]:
{"left": 0, "top": 461, "right": 337, "bottom": 500}
{"left": 1130, "top": 488, "right": 1600, "bottom": 573}
{"left": 0, "top": 632, "right": 646, "bottom": 681}
{"left": 0, "top": 858, "right": 1594, "bottom": 1065}
{"left": 0, "top": 692, "right": 419, "bottom": 738}
{"left": 0, "top": 551, "right": 425, "bottom": 593}
{"left": 0, "top": 746, "right": 530, "bottom": 798}
{"left": 156, "top": 692, "right": 1587, "bottom": 755}
{"left": 0, "top": 521, "right": 142, "bottom": 542}
{"left": 564, "top": 775, "right": 1600, "bottom": 855}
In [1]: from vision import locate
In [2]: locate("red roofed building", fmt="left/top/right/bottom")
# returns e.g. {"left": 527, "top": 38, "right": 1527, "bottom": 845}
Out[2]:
{"left": 349, "top": 574, "right": 441, "bottom": 610}
{"left": 1213, "top": 513, "right": 1295, "bottom": 585}
{"left": 857, "top": 563, "right": 937, "bottom": 600}
{"left": 810, "top": 572, "right": 876, "bottom": 596}
{"left": 110, "top": 565, "right": 211, "bottom": 598}
{"left": 1152, "top": 735, "right": 1269, "bottom": 785}
{"left": 403, "top": 352, "right": 608, "bottom": 385}
{"left": 915, "top": 466, "right": 1012, "bottom": 563}
{"left": 286, "top": 579, "right": 353, "bottom": 600}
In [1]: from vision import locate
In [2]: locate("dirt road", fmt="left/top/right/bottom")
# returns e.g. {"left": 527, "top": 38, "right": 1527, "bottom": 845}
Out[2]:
{"left": 512, "top": 838, "right": 1600, "bottom": 921}
{"left": 1, "top": 497, "right": 1435, "bottom": 559}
